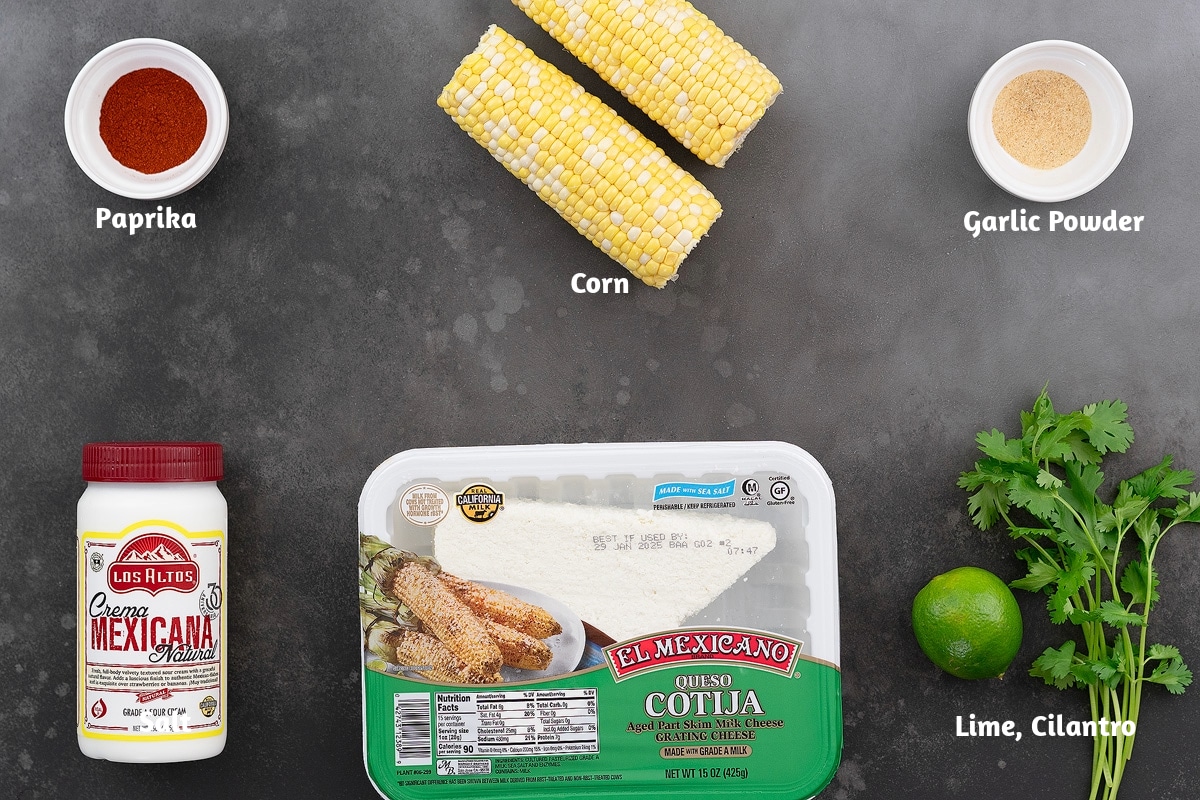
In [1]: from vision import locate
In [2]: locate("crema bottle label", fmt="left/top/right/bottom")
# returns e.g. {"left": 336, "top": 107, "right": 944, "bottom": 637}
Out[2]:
{"left": 79, "top": 520, "right": 225, "bottom": 741}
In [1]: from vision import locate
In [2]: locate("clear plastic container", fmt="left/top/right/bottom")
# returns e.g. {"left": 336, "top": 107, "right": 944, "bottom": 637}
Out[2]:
{"left": 359, "top": 441, "right": 840, "bottom": 800}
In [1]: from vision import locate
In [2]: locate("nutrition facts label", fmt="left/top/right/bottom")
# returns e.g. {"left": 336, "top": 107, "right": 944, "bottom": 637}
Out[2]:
{"left": 435, "top": 689, "right": 599, "bottom": 756}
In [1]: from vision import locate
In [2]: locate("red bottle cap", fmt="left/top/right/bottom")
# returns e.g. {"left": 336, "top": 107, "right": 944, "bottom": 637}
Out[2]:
{"left": 82, "top": 442, "right": 223, "bottom": 482}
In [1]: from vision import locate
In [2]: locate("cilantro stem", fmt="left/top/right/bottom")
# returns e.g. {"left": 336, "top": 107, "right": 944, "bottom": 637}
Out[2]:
{"left": 1055, "top": 491, "right": 1122, "bottom": 602}
{"left": 1088, "top": 683, "right": 1103, "bottom": 800}
{"left": 1113, "top": 527, "right": 1172, "bottom": 799}
{"left": 998, "top": 507, "right": 1061, "bottom": 568}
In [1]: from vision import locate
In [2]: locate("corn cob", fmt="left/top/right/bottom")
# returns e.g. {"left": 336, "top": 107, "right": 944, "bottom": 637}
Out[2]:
{"left": 438, "top": 25, "right": 721, "bottom": 288}
{"left": 513, "top": 0, "right": 781, "bottom": 167}
{"left": 483, "top": 619, "right": 554, "bottom": 670}
{"left": 394, "top": 630, "right": 503, "bottom": 684}
{"left": 392, "top": 562, "right": 503, "bottom": 675}
{"left": 439, "top": 572, "right": 563, "bottom": 638}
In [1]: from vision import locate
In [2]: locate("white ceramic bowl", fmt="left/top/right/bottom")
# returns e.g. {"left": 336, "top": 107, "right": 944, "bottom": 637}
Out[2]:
{"left": 65, "top": 38, "right": 229, "bottom": 200}
{"left": 968, "top": 40, "right": 1132, "bottom": 203}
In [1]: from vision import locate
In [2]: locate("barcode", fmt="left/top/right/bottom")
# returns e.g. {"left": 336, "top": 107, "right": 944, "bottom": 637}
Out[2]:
{"left": 394, "top": 692, "right": 432, "bottom": 766}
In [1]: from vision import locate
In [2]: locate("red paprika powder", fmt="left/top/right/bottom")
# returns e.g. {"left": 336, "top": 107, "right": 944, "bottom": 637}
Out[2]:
{"left": 99, "top": 68, "right": 207, "bottom": 174}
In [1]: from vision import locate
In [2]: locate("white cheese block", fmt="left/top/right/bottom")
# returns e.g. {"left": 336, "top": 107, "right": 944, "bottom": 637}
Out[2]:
{"left": 433, "top": 501, "right": 776, "bottom": 642}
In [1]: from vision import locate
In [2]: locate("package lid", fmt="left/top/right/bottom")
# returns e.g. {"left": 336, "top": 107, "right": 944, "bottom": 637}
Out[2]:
{"left": 359, "top": 441, "right": 839, "bottom": 667}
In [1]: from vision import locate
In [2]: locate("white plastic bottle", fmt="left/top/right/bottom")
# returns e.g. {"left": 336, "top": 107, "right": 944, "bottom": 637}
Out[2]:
{"left": 77, "top": 442, "right": 227, "bottom": 762}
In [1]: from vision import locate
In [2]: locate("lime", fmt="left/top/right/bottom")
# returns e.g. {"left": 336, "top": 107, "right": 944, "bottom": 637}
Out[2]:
{"left": 912, "top": 566, "right": 1022, "bottom": 680}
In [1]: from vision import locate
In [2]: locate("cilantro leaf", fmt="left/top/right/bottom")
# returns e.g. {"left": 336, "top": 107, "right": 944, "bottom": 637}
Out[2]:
{"left": 1070, "top": 662, "right": 1101, "bottom": 686}
{"left": 1159, "top": 468, "right": 1194, "bottom": 499}
{"left": 1009, "top": 473, "right": 1061, "bottom": 522}
{"left": 1044, "top": 429, "right": 1104, "bottom": 465}
{"left": 1070, "top": 607, "right": 1100, "bottom": 625}
{"left": 1029, "top": 388, "right": 1057, "bottom": 430}
{"left": 1013, "top": 546, "right": 1040, "bottom": 565}
{"left": 1047, "top": 505, "right": 1091, "bottom": 553}
{"left": 1167, "top": 491, "right": 1200, "bottom": 524}
{"left": 965, "top": 483, "right": 1008, "bottom": 530}
{"left": 1047, "top": 593, "right": 1073, "bottom": 625}
{"left": 1008, "top": 526, "right": 1057, "bottom": 542}
{"left": 1134, "top": 510, "right": 1162, "bottom": 549}
{"left": 1020, "top": 409, "right": 1038, "bottom": 442}
{"left": 1094, "top": 500, "right": 1117, "bottom": 536}
{"left": 1119, "top": 559, "right": 1159, "bottom": 608}
{"left": 1010, "top": 560, "right": 1060, "bottom": 593}
{"left": 1098, "top": 600, "right": 1145, "bottom": 628}
{"left": 1037, "top": 412, "right": 1091, "bottom": 462}
{"left": 1061, "top": 462, "right": 1104, "bottom": 523}
{"left": 1047, "top": 554, "right": 1095, "bottom": 623}
{"left": 1147, "top": 644, "right": 1181, "bottom": 662}
{"left": 1128, "top": 456, "right": 1193, "bottom": 502}
{"left": 957, "top": 458, "right": 1021, "bottom": 490}
{"left": 1147, "top": 658, "right": 1193, "bottom": 695}
{"left": 1055, "top": 462, "right": 1110, "bottom": 550}
{"left": 1037, "top": 469, "right": 1064, "bottom": 489}
{"left": 1081, "top": 400, "right": 1134, "bottom": 454}
{"left": 1112, "top": 481, "right": 1152, "bottom": 527}
{"left": 977, "top": 429, "right": 1026, "bottom": 463}
{"left": 1088, "top": 653, "right": 1127, "bottom": 688}
{"left": 1031, "top": 641, "right": 1078, "bottom": 689}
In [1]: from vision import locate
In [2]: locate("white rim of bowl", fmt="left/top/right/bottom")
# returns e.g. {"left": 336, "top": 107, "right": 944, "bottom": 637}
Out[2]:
{"left": 968, "top": 40, "right": 1132, "bottom": 204}
{"left": 64, "top": 38, "right": 229, "bottom": 200}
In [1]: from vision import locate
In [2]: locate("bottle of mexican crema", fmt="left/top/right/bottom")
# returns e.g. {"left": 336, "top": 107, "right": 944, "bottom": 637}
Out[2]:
{"left": 77, "top": 442, "right": 227, "bottom": 762}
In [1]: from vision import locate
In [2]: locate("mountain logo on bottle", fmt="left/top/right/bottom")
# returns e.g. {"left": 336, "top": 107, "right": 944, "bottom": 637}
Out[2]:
{"left": 107, "top": 533, "right": 199, "bottom": 595}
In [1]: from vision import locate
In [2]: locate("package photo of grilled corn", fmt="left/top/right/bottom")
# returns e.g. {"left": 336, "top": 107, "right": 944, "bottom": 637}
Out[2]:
{"left": 358, "top": 442, "right": 840, "bottom": 800}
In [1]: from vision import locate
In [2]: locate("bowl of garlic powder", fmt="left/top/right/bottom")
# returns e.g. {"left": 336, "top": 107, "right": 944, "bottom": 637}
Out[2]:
{"left": 968, "top": 40, "right": 1132, "bottom": 203}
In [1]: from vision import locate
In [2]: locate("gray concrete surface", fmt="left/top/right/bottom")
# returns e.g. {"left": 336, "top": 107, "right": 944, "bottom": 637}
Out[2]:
{"left": 1, "top": 0, "right": 1198, "bottom": 797}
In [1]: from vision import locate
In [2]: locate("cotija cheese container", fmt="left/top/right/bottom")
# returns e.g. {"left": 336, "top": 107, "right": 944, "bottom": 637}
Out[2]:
{"left": 359, "top": 441, "right": 841, "bottom": 800}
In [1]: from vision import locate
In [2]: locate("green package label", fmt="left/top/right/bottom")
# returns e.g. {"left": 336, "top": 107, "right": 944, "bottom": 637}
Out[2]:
{"left": 364, "top": 637, "right": 841, "bottom": 800}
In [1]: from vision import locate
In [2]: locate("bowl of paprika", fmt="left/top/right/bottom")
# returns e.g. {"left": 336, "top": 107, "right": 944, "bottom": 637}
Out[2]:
{"left": 65, "top": 38, "right": 229, "bottom": 200}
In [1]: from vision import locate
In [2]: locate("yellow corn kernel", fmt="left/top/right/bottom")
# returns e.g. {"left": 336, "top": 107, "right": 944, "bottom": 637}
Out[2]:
{"left": 438, "top": 25, "right": 720, "bottom": 288}
{"left": 514, "top": 0, "right": 781, "bottom": 167}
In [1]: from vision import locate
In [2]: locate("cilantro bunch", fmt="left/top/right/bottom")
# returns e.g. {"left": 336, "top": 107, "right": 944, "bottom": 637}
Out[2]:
{"left": 959, "top": 388, "right": 1196, "bottom": 800}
